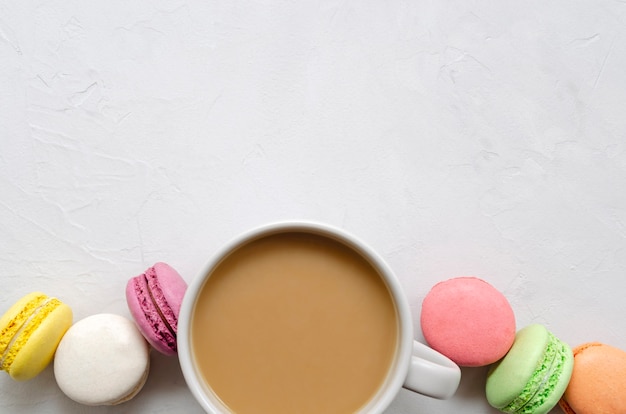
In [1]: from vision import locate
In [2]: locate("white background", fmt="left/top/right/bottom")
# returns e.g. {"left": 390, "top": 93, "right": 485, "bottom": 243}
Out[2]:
{"left": 2, "top": 1, "right": 626, "bottom": 413}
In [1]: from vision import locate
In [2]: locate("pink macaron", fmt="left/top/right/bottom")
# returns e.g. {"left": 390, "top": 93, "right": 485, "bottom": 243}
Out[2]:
{"left": 126, "top": 262, "right": 187, "bottom": 356}
{"left": 420, "top": 276, "right": 516, "bottom": 367}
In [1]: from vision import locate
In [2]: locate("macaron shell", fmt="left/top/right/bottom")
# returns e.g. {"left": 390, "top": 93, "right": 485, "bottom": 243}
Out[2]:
{"left": 487, "top": 324, "right": 550, "bottom": 408}
{"left": 7, "top": 301, "right": 72, "bottom": 381}
{"left": 559, "top": 343, "right": 626, "bottom": 414}
{"left": 54, "top": 314, "right": 150, "bottom": 406}
{"left": 420, "top": 277, "right": 516, "bottom": 366}
{"left": 126, "top": 275, "right": 177, "bottom": 355}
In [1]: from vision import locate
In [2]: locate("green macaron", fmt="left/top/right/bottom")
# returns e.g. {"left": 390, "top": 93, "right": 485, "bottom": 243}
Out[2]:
{"left": 486, "top": 324, "right": 574, "bottom": 414}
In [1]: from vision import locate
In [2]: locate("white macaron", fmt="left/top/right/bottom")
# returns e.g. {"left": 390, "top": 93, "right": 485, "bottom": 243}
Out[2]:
{"left": 54, "top": 313, "right": 150, "bottom": 405}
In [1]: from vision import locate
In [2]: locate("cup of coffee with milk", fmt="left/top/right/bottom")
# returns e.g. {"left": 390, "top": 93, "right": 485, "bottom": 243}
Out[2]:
{"left": 178, "top": 221, "right": 461, "bottom": 413}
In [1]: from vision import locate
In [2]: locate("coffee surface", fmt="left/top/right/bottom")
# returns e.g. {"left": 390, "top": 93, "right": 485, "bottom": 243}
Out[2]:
{"left": 191, "top": 231, "right": 398, "bottom": 414}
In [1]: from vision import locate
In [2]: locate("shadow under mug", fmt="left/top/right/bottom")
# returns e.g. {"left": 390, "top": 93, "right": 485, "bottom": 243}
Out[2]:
{"left": 178, "top": 221, "right": 461, "bottom": 413}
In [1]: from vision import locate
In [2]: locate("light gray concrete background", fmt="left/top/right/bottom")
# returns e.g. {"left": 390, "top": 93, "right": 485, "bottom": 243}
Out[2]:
{"left": 2, "top": 0, "right": 626, "bottom": 412}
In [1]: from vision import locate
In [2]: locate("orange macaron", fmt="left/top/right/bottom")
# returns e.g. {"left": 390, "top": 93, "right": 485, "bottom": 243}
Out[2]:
{"left": 559, "top": 342, "right": 626, "bottom": 414}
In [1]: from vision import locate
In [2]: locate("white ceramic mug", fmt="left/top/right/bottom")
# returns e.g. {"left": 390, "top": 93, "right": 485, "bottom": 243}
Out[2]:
{"left": 178, "top": 221, "right": 461, "bottom": 413}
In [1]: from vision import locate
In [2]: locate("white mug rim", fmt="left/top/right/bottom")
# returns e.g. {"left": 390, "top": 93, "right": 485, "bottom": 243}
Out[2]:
{"left": 178, "top": 220, "right": 414, "bottom": 413}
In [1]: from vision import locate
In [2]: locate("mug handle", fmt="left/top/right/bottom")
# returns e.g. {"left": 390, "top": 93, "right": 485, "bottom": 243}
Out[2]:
{"left": 403, "top": 340, "right": 461, "bottom": 399}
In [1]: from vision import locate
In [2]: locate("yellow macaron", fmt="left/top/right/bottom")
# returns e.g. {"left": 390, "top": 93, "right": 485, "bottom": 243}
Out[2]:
{"left": 0, "top": 292, "right": 72, "bottom": 381}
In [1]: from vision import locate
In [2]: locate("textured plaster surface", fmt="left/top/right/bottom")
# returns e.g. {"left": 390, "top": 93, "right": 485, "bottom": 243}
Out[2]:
{"left": 1, "top": 1, "right": 626, "bottom": 413}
